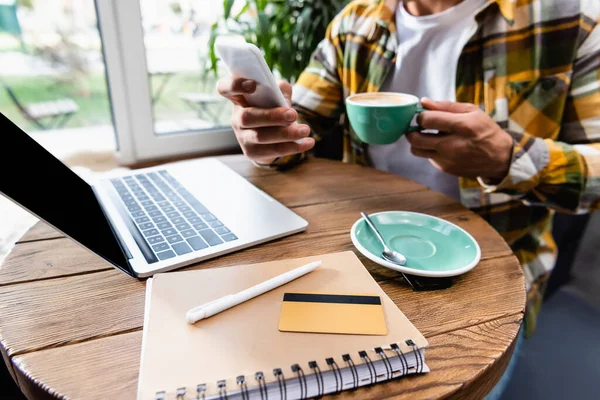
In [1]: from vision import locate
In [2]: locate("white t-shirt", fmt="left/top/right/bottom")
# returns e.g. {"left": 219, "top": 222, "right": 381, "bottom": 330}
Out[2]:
{"left": 367, "top": 0, "right": 486, "bottom": 201}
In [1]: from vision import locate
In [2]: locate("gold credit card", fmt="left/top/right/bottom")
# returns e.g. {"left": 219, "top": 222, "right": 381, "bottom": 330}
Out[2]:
{"left": 278, "top": 292, "right": 387, "bottom": 335}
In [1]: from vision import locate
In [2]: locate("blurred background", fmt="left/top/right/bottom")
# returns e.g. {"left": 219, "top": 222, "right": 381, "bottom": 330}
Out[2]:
{"left": 0, "top": 0, "right": 231, "bottom": 136}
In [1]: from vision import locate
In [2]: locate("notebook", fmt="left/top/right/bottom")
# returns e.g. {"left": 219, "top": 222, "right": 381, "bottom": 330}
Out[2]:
{"left": 137, "top": 251, "right": 429, "bottom": 400}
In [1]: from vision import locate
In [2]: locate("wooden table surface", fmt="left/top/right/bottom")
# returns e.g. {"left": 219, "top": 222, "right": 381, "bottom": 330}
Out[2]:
{"left": 0, "top": 155, "right": 525, "bottom": 400}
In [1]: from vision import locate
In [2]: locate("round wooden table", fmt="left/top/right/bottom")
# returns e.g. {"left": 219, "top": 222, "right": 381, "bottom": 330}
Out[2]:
{"left": 0, "top": 155, "right": 525, "bottom": 399}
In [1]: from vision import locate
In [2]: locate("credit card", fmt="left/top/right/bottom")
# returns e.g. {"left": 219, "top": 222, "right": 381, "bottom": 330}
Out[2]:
{"left": 278, "top": 292, "right": 387, "bottom": 335}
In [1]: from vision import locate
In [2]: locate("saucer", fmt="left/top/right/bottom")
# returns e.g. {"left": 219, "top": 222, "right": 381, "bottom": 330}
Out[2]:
{"left": 350, "top": 211, "right": 481, "bottom": 277}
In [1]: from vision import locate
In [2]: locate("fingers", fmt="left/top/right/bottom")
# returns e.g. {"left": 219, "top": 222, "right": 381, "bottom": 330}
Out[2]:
{"left": 278, "top": 80, "right": 293, "bottom": 106}
{"left": 234, "top": 106, "right": 298, "bottom": 128}
{"left": 244, "top": 138, "right": 316, "bottom": 160}
{"left": 410, "top": 148, "right": 437, "bottom": 159}
{"left": 217, "top": 76, "right": 256, "bottom": 97}
{"left": 417, "top": 110, "right": 465, "bottom": 133}
{"left": 406, "top": 131, "right": 443, "bottom": 151}
{"left": 217, "top": 77, "right": 256, "bottom": 106}
{"left": 410, "top": 148, "right": 459, "bottom": 176}
{"left": 418, "top": 98, "right": 478, "bottom": 132}
{"left": 420, "top": 97, "right": 478, "bottom": 113}
{"left": 409, "top": 139, "right": 467, "bottom": 177}
{"left": 239, "top": 124, "right": 311, "bottom": 145}
{"left": 216, "top": 77, "right": 294, "bottom": 109}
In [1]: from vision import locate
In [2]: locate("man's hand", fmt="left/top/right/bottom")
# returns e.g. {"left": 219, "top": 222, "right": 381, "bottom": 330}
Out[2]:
{"left": 406, "top": 98, "right": 513, "bottom": 182}
{"left": 217, "top": 77, "right": 315, "bottom": 165}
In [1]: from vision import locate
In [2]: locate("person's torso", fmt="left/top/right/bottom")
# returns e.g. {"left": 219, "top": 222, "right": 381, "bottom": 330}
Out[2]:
{"left": 368, "top": 0, "right": 487, "bottom": 201}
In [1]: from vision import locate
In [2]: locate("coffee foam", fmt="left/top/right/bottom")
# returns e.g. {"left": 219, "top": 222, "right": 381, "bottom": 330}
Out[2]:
{"left": 349, "top": 93, "right": 415, "bottom": 106}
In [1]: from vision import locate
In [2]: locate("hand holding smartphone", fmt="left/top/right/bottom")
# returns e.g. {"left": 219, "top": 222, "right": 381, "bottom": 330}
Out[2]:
{"left": 215, "top": 37, "right": 315, "bottom": 164}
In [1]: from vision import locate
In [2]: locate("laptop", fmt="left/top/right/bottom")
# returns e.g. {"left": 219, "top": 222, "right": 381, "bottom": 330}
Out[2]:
{"left": 0, "top": 114, "right": 308, "bottom": 278}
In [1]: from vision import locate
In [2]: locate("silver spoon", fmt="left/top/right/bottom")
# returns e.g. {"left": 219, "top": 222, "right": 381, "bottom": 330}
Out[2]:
{"left": 360, "top": 212, "right": 407, "bottom": 266}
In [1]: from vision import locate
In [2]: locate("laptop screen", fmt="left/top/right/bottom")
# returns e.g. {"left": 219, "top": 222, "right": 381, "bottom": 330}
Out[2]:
{"left": 0, "top": 113, "right": 131, "bottom": 275}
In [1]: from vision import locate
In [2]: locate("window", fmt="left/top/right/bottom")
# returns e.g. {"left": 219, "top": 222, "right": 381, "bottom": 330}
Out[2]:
{"left": 0, "top": 0, "right": 114, "bottom": 153}
{"left": 96, "top": 0, "right": 239, "bottom": 164}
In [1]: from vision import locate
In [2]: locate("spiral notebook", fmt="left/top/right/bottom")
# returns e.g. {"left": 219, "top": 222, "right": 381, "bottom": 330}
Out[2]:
{"left": 137, "top": 251, "right": 429, "bottom": 400}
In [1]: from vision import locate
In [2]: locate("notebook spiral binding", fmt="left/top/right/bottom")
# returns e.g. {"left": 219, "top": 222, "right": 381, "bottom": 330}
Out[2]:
{"left": 154, "top": 339, "right": 423, "bottom": 400}
{"left": 308, "top": 361, "right": 324, "bottom": 397}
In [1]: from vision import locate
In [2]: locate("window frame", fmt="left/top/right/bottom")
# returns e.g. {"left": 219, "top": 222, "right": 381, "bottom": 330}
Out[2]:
{"left": 95, "top": 0, "right": 238, "bottom": 165}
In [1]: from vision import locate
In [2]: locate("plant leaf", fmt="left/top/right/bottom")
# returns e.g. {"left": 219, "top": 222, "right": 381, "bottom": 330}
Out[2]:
{"left": 233, "top": 2, "right": 250, "bottom": 19}
{"left": 223, "top": 0, "right": 235, "bottom": 19}
{"left": 204, "top": 22, "right": 220, "bottom": 77}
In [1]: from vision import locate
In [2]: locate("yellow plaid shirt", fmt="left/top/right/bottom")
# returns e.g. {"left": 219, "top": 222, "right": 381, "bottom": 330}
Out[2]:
{"left": 265, "top": 0, "right": 600, "bottom": 336}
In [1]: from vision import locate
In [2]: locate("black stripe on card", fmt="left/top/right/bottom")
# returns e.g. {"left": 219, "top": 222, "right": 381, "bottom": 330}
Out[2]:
{"left": 283, "top": 293, "right": 381, "bottom": 305}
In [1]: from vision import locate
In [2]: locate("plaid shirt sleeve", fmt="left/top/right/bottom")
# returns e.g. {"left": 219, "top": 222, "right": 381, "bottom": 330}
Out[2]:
{"left": 480, "top": 16, "right": 600, "bottom": 213}
{"left": 291, "top": 23, "right": 345, "bottom": 134}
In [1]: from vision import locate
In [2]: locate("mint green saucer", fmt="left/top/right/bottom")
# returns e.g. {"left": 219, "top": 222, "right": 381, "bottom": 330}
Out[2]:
{"left": 350, "top": 211, "right": 481, "bottom": 277}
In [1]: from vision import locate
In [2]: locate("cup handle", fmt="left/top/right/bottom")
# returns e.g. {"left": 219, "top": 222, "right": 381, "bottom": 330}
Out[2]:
{"left": 407, "top": 105, "right": 424, "bottom": 132}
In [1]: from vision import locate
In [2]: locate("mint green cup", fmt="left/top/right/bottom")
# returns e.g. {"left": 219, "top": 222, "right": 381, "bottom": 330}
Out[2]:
{"left": 345, "top": 92, "right": 423, "bottom": 145}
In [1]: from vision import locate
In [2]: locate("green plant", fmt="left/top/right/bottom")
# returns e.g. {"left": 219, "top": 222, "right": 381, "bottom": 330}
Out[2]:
{"left": 206, "top": 0, "right": 346, "bottom": 83}
{"left": 170, "top": 2, "right": 182, "bottom": 14}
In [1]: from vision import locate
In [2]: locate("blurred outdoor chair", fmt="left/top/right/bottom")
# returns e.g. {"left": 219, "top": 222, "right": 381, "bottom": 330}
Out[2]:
{"left": 1, "top": 80, "right": 79, "bottom": 130}
{"left": 179, "top": 92, "right": 225, "bottom": 124}
{"left": 148, "top": 69, "right": 175, "bottom": 105}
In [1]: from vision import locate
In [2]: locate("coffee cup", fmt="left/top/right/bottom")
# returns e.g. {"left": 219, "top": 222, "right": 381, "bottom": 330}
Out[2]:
{"left": 345, "top": 92, "right": 423, "bottom": 145}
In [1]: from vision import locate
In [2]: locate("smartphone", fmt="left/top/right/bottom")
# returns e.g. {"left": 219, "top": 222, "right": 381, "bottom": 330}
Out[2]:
{"left": 215, "top": 37, "right": 288, "bottom": 109}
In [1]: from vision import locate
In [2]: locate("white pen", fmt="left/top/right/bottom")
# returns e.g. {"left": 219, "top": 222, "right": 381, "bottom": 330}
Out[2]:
{"left": 186, "top": 260, "right": 322, "bottom": 324}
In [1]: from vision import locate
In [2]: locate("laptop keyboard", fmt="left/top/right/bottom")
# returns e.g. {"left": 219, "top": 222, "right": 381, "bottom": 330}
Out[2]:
{"left": 110, "top": 170, "right": 237, "bottom": 261}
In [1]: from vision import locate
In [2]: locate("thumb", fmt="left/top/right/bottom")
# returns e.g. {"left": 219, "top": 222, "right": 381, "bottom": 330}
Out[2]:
{"left": 421, "top": 97, "right": 477, "bottom": 113}
{"left": 278, "top": 80, "right": 293, "bottom": 107}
